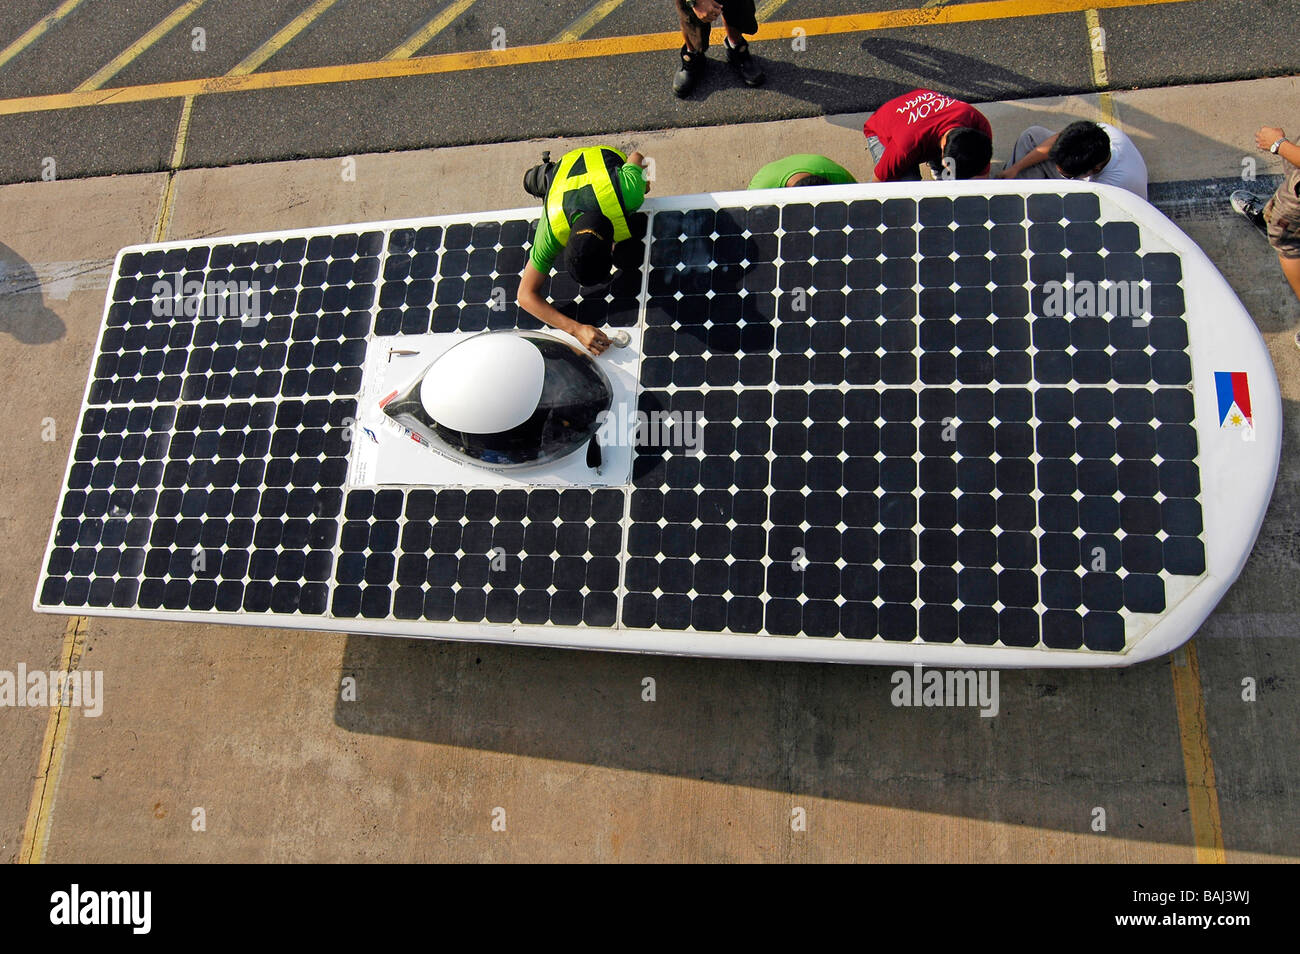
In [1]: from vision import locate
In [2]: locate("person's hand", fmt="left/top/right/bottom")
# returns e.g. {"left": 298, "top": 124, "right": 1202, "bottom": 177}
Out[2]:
{"left": 573, "top": 324, "right": 611, "bottom": 356}
{"left": 691, "top": 0, "right": 723, "bottom": 22}
{"left": 1256, "top": 126, "right": 1288, "bottom": 150}
{"left": 628, "top": 151, "right": 651, "bottom": 193}
{"left": 996, "top": 167, "right": 1017, "bottom": 179}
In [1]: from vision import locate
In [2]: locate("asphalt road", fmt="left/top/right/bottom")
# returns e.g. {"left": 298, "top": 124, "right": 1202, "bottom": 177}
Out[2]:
{"left": 0, "top": 0, "right": 1296, "bottom": 184}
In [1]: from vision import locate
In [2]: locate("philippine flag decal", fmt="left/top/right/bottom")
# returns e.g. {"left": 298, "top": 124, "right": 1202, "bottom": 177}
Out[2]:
{"left": 1214, "top": 371, "right": 1253, "bottom": 429}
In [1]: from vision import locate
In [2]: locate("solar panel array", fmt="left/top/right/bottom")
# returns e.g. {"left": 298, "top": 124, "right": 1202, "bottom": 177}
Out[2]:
{"left": 38, "top": 188, "right": 1206, "bottom": 655}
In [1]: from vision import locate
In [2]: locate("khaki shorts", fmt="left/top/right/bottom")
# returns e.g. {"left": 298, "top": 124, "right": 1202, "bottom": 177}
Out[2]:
{"left": 676, "top": 0, "right": 758, "bottom": 52}
{"left": 1265, "top": 168, "right": 1300, "bottom": 259}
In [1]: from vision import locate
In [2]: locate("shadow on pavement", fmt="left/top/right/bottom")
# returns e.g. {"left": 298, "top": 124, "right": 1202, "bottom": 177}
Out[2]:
{"left": 0, "top": 242, "right": 67, "bottom": 344}
{"left": 332, "top": 627, "right": 1296, "bottom": 855}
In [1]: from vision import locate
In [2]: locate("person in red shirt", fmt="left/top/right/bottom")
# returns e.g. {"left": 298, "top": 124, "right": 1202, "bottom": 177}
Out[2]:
{"left": 862, "top": 89, "right": 993, "bottom": 182}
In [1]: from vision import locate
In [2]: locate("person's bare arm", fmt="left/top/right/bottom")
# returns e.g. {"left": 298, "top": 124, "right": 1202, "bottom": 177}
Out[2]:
{"left": 518, "top": 263, "right": 611, "bottom": 355}
{"left": 998, "top": 132, "right": 1060, "bottom": 179}
{"left": 1256, "top": 126, "right": 1300, "bottom": 169}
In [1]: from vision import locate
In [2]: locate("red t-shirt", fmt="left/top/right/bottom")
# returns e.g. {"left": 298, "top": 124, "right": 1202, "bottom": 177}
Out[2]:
{"left": 862, "top": 89, "right": 992, "bottom": 182}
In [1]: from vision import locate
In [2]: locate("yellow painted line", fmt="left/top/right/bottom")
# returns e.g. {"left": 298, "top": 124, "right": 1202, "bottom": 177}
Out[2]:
{"left": 385, "top": 0, "right": 479, "bottom": 60}
{"left": 1084, "top": 8, "right": 1117, "bottom": 124}
{"left": 74, "top": 0, "right": 207, "bottom": 92}
{"left": 153, "top": 93, "right": 196, "bottom": 241}
{"left": 1084, "top": 9, "right": 1110, "bottom": 88}
{"left": 0, "top": 0, "right": 87, "bottom": 71}
{"left": 153, "top": 172, "right": 181, "bottom": 248}
{"left": 1170, "top": 643, "right": 1226, "bottom": 864}
{"left": 169, "top": 94, "right": 197, "bottom": 169}
{"left": 755, "top": 0, "right": 797, "bottom": 18}
{"left": 552, "top": 0, "right": 628, "bottom": 44}
{"left": 19, "top": 615, "right": 88, "bottom": 864}
{"left": 228, "top": 0, "right": 339, "bottom": 76}
{"left": 0, "top": 0, "right": 1198, "bottom": 117}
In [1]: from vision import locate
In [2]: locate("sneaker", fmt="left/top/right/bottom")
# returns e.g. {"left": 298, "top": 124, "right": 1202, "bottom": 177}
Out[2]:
{"left": 725, "top": 37, "right": 764, "bottom": 87}
{"left": 1230, "top": 189, "right": 1269, "bottom": 236}
{"left": 673, "top": 45, "right": 706, "bottom": 98}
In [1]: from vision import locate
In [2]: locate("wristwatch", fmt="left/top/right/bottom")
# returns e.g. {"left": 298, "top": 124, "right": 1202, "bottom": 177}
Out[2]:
{"left": 1270, "top": 138, "right": 1287, "bottom": 154}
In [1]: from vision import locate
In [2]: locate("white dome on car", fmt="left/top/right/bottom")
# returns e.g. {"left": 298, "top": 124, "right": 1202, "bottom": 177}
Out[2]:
{"left": 419, "top": 333, "right": 546, "bottom": 434}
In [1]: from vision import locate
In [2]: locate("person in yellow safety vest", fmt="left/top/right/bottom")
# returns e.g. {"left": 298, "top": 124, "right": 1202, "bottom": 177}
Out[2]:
{"left": 518, "top": 145, "right": 649, "bottom": 356}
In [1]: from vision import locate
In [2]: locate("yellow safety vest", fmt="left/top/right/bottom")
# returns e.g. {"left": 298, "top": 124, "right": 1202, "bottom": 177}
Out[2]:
{"left": 545, "top": 147, "right": 633, "bottom": 246}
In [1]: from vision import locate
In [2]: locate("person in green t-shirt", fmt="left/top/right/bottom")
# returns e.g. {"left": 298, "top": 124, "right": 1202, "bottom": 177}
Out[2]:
{"left": 519, "top": 145, "right": 649, "bottom": 355}
{"left": 748, "top": 154, "right": 857, "bottom": 190}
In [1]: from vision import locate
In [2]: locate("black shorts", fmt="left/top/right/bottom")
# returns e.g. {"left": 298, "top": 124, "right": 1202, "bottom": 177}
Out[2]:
{"left": 676, "top": 0, "right": 758, "bottom": 52}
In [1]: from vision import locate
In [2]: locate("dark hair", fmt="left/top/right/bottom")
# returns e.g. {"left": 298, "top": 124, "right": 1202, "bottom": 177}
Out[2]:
{"left": 565, "top": 211, "right": 615, "bottom": 286}
{"left": 1050, "top": 121, "right": 1111, "bottom": 177}
{"left": 790, "top": 174, "right": 832, "bottom": 187}
{"left": 942, "top": 127, "right": 992, "bottom": 179}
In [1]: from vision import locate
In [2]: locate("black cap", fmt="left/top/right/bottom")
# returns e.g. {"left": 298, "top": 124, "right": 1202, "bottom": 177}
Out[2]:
{"left": 565, "top": 211, "right": 615, "bottom": 286}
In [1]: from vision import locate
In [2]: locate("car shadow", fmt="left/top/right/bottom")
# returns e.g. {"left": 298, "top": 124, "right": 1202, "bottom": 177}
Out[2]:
{"left": 331, "top": 625, "right": 1296, "bottom": 856}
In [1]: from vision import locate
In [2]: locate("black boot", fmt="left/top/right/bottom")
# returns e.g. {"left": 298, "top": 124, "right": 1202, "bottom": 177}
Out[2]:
{"left": 725, "top": 37, "right": 764, "bottom": 87}
{"left": 673, "top": 45, "right": 706, "bottom": 98}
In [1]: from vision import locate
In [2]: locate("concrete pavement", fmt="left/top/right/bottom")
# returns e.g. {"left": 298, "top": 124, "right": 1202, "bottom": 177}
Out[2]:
{"left": 2, "top": 75, "right": 1298, "bottom": 862}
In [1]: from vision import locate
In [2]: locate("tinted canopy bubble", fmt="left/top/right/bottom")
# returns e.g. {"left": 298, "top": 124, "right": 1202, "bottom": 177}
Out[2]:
{"left": 383, "top": 331, "right": 612, "bottom": 469}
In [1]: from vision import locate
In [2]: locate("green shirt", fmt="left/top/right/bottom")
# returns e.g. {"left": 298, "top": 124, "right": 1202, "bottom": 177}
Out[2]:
{"left": 528, "top": 161, "right": 648, "bottom": 273}
{"left": 748, "top": 154, "right": 857, "bottom": 190}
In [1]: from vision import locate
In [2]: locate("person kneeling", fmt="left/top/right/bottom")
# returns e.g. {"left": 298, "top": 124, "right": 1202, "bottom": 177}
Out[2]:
{"left": 999, "top": 119, "right": 1148, "bottom": 199}
{"left": 862, "top": 89, "right": 993, "bottom": 182}
{"left": 748, "top": 154, "right": 857, "bottom": 189}
{"left": 518, "top": 145, "right": 648, "bottom": 356}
